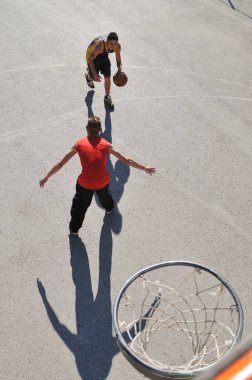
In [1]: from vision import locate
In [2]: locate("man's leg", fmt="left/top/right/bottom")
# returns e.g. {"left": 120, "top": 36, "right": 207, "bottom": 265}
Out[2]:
{"left": 95, "top": 184, "right": 114, "bottom": 214}
{"left": 101, "top": 59, "right": 114, "bottom": 107}
{"left": 85, "top": 65, "right": 95, "bottom": 89}
{"left": 69, "top": 182, "right": 94, "bottom": 234}
{"left": 104, "top": 77, "right": 114, "bottom": 107}
{"left": 104, "top": 76, "right": 111, "bottom": 97}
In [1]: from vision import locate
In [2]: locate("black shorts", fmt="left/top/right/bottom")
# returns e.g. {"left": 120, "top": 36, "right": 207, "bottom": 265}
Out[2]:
{"left": 88, "top": 57, "right": 111, "bottom": 78}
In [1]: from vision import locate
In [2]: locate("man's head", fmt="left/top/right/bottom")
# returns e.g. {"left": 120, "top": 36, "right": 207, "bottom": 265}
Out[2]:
{"left": 86, "top": 116, "right": 102, "bottom": 136}
{"left": 106, "top": 32, "right": 119, "bottom": 53}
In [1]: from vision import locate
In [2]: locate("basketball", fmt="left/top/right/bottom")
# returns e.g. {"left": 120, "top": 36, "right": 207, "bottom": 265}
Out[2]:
{"left": 113, "top": 72, "right": 128, "bottom": 87}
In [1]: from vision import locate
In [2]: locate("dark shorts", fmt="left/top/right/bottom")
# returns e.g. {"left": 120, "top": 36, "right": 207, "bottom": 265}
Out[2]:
{"left": 88, "top": 57, "right": 111, "bottom": 78}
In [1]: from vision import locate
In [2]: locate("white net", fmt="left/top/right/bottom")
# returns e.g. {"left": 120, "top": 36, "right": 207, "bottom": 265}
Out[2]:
{"left": 117, "top": 265, "right": 241, "bottom": 374}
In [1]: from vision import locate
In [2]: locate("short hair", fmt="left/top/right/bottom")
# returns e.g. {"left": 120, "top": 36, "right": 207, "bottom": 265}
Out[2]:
{"left": 86, "top": 116, "right": 101, "bottom": 135}
{"left": 107, "top": 32, "right": 118, "bottom": 41}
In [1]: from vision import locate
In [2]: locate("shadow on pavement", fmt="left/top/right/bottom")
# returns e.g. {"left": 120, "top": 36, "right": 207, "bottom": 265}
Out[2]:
{"left": 85, "top": 89, "right": 131, "bottom": 218}
{"left": 37, "top": 212, "right": 121, "bottom": 380}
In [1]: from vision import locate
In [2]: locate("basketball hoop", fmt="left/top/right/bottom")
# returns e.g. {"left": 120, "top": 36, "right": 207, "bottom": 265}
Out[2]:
{"left": 113, "top": 261, "right": 244, "bottom": 379}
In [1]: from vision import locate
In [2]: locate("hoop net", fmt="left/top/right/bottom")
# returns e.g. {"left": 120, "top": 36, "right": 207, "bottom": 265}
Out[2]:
{"left": 115, "top": 263, "right": 243, "bottom": 377}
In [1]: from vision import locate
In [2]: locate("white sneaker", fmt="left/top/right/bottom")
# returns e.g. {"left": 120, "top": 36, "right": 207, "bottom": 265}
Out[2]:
{"left": 104, "top": 95, "right": 114, "bottom": 107}
{"left": 85, "top": 73, "right": 94, "bottom": 89}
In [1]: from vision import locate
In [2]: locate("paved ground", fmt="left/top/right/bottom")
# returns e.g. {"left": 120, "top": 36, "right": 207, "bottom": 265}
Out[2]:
{"left": 1, "top": 0, "right": 252, "bottom": 379}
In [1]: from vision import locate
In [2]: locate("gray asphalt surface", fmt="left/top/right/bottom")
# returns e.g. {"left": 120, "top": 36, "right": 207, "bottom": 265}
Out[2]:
{"left": 1, "top": 1, "right": 252, "bottom": 379}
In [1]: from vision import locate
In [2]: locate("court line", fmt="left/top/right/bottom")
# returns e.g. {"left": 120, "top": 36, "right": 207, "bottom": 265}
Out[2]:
{"left": 120, "top": 94, "right": 252, "bottom": 102}
{"left": 201, "top": 0, "right": 252, "bottom": 29}
{"left": 170, "top": 4, "right": 209, "bottom": 18}
{"left": 161, "top": 169, "right": 252, "bottom": 243}
{"left": 213, "top": 20, "right": 244, "bottom": 24}
{"left": 128, "top": 65, "right": 252, "bottom": 90}
{"left": 1, "top": 63, "right": 251, "bottom": 91}
{"left": 114, "top": 139, "right": 252, "bottom": 242}
{"left": 1, "top": 99, "right": 250, "bottom": 242}
{"left": 0, "top": 108, "right": 83, "bottom": 142}
{"left": 1, "top": 93, "right": 251, "bottom": 144}
{"left": 114, "top": 138, "right": 252, "bottom": 243}
{"left": 0, "top": 63, "right": 83, "bottom": 74}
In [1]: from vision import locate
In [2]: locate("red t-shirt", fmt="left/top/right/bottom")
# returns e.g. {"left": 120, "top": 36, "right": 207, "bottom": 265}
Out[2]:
{"left": 75, "top": 136, "right": 110, "bottom": 190}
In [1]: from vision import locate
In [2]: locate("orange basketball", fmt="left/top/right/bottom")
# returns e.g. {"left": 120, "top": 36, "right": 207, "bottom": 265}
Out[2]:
{"left": 113, "top": 72, "right": 128, "bottom": 87}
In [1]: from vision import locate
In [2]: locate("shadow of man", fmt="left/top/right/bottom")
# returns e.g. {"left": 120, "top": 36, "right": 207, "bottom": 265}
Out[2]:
{"left": 85, "top": 92, "right": 130, "bottom": 228}
{"left": 37, "top": 217, "right": 160, "bottom": 379}
{"left": 85, "top": 89, "right": 113, "bottom": 144}
{"left": 95, "top": 105, "right": 130, "bottom": 218}
{"left": 37, "top": 211, "right": 122, "bottom": 379}
{"left": 84, "top": 90, "right": 130, "bottom": 231}
{"left": 85, "top": 90, "right": 95, "bottom": 118}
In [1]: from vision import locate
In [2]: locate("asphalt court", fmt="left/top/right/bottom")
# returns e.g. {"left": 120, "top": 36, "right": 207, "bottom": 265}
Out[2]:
{"left": 1, "top": 0, "right": 252, "bottom": 379}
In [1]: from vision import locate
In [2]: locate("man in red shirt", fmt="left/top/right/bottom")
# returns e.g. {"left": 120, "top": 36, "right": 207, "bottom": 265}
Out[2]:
{"left": 39, "top": 116, "right": 156, "bottom": 235}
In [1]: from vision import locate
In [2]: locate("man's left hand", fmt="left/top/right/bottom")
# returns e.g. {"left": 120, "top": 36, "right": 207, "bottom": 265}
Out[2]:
{"left": 116, "top": 68, "right": 122, "bottom": 77}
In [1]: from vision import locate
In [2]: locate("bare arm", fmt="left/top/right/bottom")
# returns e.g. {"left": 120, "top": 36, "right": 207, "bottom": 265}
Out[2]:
{"left": 115, "top": 43, "right": 122, "bottom": 73}
{"left": 39, "top": 146, "right": 77, "bottom": 187}
{"left": 87, "top": 41, "right": 103, "bottom": 81}
{"left": 110, "top": 146, "right": 156, "bottom": 175}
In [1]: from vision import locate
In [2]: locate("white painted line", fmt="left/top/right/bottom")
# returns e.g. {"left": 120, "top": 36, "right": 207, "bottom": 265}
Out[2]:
{"left": 0, "top": 63, "right": 84, "bottom": 74}
{"left": 1, "top": 94, "right": 251, "bottom": 143}
{"left": 127, "top": 65, "right": 252, "bottom": 90}
{"left": 1, "top": 64, "right": 251, "bottom": 92}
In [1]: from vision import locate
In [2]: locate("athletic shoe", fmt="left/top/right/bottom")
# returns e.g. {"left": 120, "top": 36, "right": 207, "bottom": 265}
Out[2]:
{"left": 104, "top": 95, "right": 114, "bottom": 107}
{"left": 85, "top": 73, "right": 94, "bottom": 89}
{"left": 69, "top": 225, "right": 79, "bottom": 235}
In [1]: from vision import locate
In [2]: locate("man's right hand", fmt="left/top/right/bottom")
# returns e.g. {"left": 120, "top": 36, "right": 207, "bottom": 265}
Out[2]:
{"left": 93, "top": 74, "right": 101, "bottom": 82}
{"left": 144, "top": 166, "right": 156, "bottom": 175}
{"left": 39, "top": 177, "right": 48, "bottom": 187}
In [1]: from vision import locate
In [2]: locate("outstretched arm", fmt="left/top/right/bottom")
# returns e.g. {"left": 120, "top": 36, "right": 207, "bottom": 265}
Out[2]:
{"left": 115, "top": 43, "right": 122, "bottom": 73}
{"left": 110, "top": 146, "right": 156, "bottom": 175}
{"left": 39, "top": 146, "right": 77, "bottom": 187}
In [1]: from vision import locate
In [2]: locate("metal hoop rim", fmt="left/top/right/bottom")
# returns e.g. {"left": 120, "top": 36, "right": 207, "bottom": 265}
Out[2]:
{"left": 113, "top": 261, "right": 244, "bottom": 378}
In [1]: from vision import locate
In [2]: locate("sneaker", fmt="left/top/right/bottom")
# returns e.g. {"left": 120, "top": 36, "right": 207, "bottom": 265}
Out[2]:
{"left": 70, "top": 230, "right": 79, "bottom": 236}
{"left": 104, "top": 95, "right": 114, "bottom": 107}
{"left": 85, "top": 73, "right": 94, "bottom": 89}
{"left": 69, "top": 225, "right": 79, "bottom": 235}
